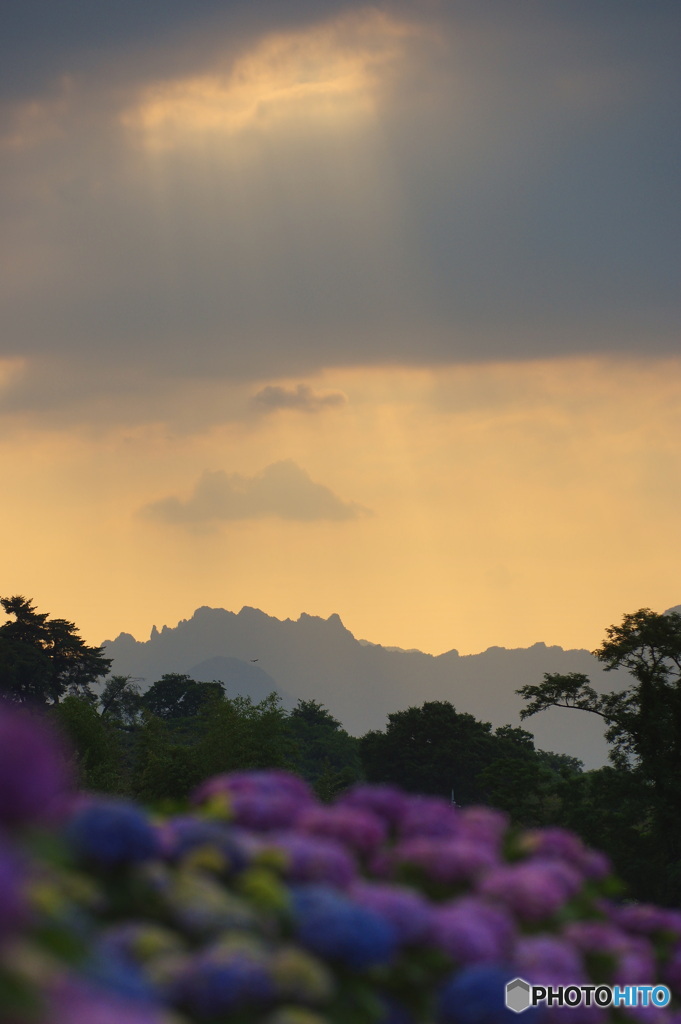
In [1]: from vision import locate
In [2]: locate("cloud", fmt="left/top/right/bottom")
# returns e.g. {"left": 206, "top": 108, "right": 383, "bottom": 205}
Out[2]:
{"left": 252, "top": 383, "right": 346, "bottom": 414}
{"left": 142, "top": 459, "right": 371, "bottom": 524}
{"left": 1, "top": 2, "right": 680, "bottom": 428}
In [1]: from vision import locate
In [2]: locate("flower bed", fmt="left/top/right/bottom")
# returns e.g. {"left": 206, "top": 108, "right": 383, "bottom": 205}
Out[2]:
{"left": 1, "top": 703, "right": 680, "bottom": 1023}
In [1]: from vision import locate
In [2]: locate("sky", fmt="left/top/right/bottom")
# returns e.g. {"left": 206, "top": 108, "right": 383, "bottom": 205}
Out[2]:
{"left": 2, "top": 0, "right": 680, "bottom": 657}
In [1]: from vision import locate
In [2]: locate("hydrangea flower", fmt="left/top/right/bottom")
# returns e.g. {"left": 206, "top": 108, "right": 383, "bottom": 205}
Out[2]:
{"left": 66, "top": 800, "right": 160, "bottom": 866}
{"left": 336, "top": 784, "right": 408, "bottom": 829}
{"left": 454, "top": 807, "right": 509, "bottom": 850}
{"left": 193, "top": 770, "right": 314, "bottom": 831}
{"left": 349, "top": 880, "right": 433, "bottom": 945}
{"left": 398, "top": 796, "right": 459, "bottom": 839}
{"left": 0, "top": 703, "right": 72, "bottom": 827}
{"left": 564, "top": 918, "right": 656, "bottom": 983}
{"left": 297, "top": 805, "right": 387, "bottom": 856}
{"left": 395, "top": 836, "right": 498, "bottom": 886}
{"left": 171, "top": 949, "right": 275, "bottom": 1017}
{"left": 609, "top": 903, "right": 681, "bottom": 937}
{"left": 159, "top": 815, "right": 248, "bottom": 874}
{"left": 2, "top": 709, "right": 679, "bottom": 1024}
{"left": 100, "top": 922, "right": 186, "bottom": 966}
{"left": 270, "top": 945, "right": 335, "bottom": 1003}
{"left": 0, "top": 838, "right": 27, "bottom": 940}
{"left": 165, "top": 869, "right": 258, "bottom": 936}
{"left": 80, "top": 950, "right": 161, "bottom": 1006}
{"left": 292, "top": 885, "right": 397, "bottom": 969}
{"left": 430, "top": 897, "right": 515, "bottom": 965}
{"left": 438, "top": 964, "right": 527, "bottom": 1024}
{"left": 49, "top": 976, "right": 169, "bottom": 1024}
{"left": 514, "top": 934, "right": 586, "bottom": 985}
{"left": 478, "top": 859, "right": 582, "bottom": 922}
{"left": 262, "top": 832, "right": 357, "bottom": 887}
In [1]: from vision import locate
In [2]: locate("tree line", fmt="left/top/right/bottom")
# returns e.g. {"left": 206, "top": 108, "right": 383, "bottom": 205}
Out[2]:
{"left": 1, "top": 595, "right": 679, "bottom": 905}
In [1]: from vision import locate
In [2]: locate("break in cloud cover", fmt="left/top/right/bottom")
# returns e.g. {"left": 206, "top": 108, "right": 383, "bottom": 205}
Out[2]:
{"left": 1, "top": 0, "right": 680, "bottom": 662}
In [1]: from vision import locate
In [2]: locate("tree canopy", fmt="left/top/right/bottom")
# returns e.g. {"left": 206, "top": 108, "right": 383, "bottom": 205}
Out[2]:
{"left": 140, "top": 674, "right": 224, "bottom": 720}
{"left": 517, "top": 607, "right": 681, "bottom": 899}
{"left": 0, "top": 596, "right": 111, "bottom": 704}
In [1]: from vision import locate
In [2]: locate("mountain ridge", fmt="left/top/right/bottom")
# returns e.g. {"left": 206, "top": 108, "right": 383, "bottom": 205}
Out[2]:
{"left": 103, "top": 605, "right": 629, "bottom": 769}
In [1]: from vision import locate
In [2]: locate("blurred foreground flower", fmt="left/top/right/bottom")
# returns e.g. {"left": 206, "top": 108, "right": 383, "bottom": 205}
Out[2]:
{"left": 0, "top": 703, "right": 679, "bottom": 1024}
{"left": 0, "top": 703, "right": 72, "bottom": 828}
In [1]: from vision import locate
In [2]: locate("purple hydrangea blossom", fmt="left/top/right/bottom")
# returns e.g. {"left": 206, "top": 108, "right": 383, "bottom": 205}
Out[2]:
{"left": 49, "top": 977, "right": 168, "bottom": 1024}
{"left": 514, "top": 934, "right": 586, "bottom": 985}
{"left": 616, "top": 939, "right": 657, "bottom": 987}
{"left": 336, "top": 784, "right": 409, "bottom": 829}
{"left": 580, "top": 849, "right": 612, "bottom": 881}
{"left": 292, "top": 884, "right": 397, "bottom": 969}
{"left": 0, "top": 838, "right": 27, "bottom": 941}
{"left": 563, "top": 920, "right": 655, "bottom": 986}
{"left": 455, "top": 807, "right": 509, "bottom": 850}
{"left": 159, "top": 815, "right": 248, "bottom": 873}
{"left": 398, "top": 795, "right": 459, "bottom": 839}
{"left": 565, "top": 919, "right": 630, "bottom": 954}
{"left": 430, "top": 897, "right": 515, "bottom": 965}
{"left": 520, "top": 827, "right": 586, "bottom": 865}
{"left": 520, "top": 827, "right": 611, "bottom": 882}
{"left": 478, "top": 859, "right": 582, "bottom": 922}
{"left": 394, "top": 837, "right": 497, "bottom": 885}
{"left": 0, "top": 703, "right": 72, "bottom": 828}
{"left": 66, "top": 800, "right": 160, "bottom": 866}
{"left": 264, "top": 832, "right": 357, "bottom": 887}
{"left": 297, "top": 805, "right": 387, "bottom": 856}
{"left": 348, "top": 880, "right": 433, "bottom": 945}
{"left": 171, "top": 949, "right": 275, "bottom": 1017}
{"left": 193, "top": 770, "right": 314, "bottom": 831}
{"left": 609, "top": 903, "right": 681, "bottom": 937}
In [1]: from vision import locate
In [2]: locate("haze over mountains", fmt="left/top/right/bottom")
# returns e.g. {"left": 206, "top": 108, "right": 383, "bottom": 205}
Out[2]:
{"left": 102, "top": 607, "right": 635, "bottom": 769}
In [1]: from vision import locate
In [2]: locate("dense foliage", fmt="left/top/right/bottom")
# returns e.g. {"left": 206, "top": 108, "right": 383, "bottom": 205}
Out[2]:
{"left": 2, "top": 701, "right": 681, "bottom": 1024}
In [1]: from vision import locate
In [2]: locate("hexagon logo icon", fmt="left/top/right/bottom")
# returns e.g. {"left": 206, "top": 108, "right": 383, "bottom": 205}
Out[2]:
{"left": 506, "top": 978, "right": 531, "bottom": 1013}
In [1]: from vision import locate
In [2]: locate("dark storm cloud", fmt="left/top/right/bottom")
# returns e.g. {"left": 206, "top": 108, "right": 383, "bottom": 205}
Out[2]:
{"left": 0, "top": 0, "right": 352, "bottom": 98}
{"left": 1, "top": 1, "right": 680, "bottom": 424}
{"left": 142, "top": 460, "right": 370, "bottom": 524}
{"left": 252, "top": 384, "right": 346, "bottom": 414}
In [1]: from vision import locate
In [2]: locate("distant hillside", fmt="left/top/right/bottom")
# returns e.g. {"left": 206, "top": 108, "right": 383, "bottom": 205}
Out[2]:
{"left": 103, "top": 606, "right": 630, "bottom": 768}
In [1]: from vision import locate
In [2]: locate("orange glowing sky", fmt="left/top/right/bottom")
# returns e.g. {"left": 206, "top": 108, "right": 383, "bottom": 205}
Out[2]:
{"left": 1, "top": 3, "right": 680, "bottom": 655}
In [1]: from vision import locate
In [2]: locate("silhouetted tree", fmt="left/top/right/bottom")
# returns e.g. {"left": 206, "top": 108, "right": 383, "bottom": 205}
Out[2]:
{"left": 360, "top": 701, "right": 499, "bottom": 804}
{"left": 140, "top": 674, "right": 224, "bottom": 720}
{"left": 518, "top": 608, "right": 681, "bottom": 903}
{"left": 100, "top": 675, "right": 143, "bottom": 726}
{"left": 0, "top": 596, "right": 111, "bottom": 704}
{"left": 288, "top": 699, "right": 361, "bottom": 797}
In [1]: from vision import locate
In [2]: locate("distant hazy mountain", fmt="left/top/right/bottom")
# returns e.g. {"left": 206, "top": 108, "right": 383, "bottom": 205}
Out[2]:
{"left": 103, "top": 606, "right": 631, "bottom": 769}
